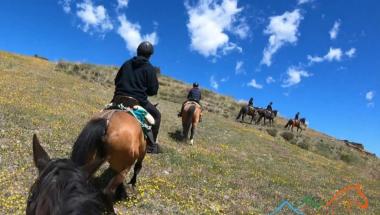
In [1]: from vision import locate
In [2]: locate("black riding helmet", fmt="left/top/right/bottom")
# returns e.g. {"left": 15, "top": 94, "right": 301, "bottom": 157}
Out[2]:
{"left": 193, "top": 82, "right": 199, "bottom": 88}
{"left": 137, "top": 41, "right": 154, "bottom": 58}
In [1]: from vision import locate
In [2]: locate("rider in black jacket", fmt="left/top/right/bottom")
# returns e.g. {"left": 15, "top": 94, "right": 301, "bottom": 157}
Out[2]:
{"left": 294, "top": 112, "right": 300, "bottom": 121}
{"left": 266, "top": 102, "right": 273, "bottom": 112}
{"left": 113, "top": 41, "right": 161, "bottom": 154}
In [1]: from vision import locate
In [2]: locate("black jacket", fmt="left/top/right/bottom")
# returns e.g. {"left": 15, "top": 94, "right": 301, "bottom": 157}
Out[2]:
{"left": 114, "top": 56, "right": 159, "bottom": 105}
{"left": 266, "top": 104, "right": 272, "bottom": 111}
{"left": 187, "top": 87, "right": 201, "bottom": 103}
{"left": 248, "top": 98, "right": 253, "bottom": 106}
{"left": 294, "top": 113, "right": 300, "bottom": 120}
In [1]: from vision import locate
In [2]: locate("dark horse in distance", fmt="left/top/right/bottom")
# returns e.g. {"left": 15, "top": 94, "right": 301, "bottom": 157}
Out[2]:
{"left": 256, "top": 109, "right": 278, "bottom": 126}
{"left": 236, "top": 106, "right": 256, "bottom": 124}
{"left": 285, "top": 118, "right": 307, "bottom": 133}
{"left": 27, "top": 134, "right": 113, "bottom": 215}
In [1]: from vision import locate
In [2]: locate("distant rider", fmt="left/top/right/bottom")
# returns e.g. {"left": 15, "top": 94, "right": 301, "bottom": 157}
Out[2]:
{"left": 294, "top": 112, "right": 300, "bottom": 121}
{"left": 266, "top": 102, "right": 273, "bottom": 112}
{"left": 248, "top": 97, "right": 254, "bottom": 109}
{"left": 113, "top": 41, "right": 161, "bottom": 154}
{"left": 178, "top": 82, "right": 202, "bottom": 119}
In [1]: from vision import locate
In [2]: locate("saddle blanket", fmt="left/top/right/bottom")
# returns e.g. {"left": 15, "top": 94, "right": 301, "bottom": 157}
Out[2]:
{"left": 97, "top": 104, "right": 155, "bottom": 137}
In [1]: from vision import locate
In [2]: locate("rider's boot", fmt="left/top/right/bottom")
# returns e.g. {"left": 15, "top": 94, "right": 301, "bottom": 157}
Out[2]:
{"left": 146, "top": 130, "right": 162, "bottom": 154}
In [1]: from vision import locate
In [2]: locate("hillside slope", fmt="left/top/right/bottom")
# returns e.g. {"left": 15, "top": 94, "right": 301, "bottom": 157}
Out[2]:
{"left": 0, "top": 51, "right": 379, "bottom": 214}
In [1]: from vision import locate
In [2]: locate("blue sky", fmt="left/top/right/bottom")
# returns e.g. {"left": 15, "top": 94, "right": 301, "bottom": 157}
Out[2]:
{"left": 0, "top": 0, "right": 379, "bottom": 155}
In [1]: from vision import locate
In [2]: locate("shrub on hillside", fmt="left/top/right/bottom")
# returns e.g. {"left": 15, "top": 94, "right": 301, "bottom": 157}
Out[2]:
{"left": 281, "top": 131, "right": 294, "bottom": 141}
{"left": 339, "top": 152, "right": 359, "bottom": 164}
{"left": 266, "top": 128, "right": 278, "bottom": 137}
{"left": 297, "top": 140, "right": 310, "bottom": 150}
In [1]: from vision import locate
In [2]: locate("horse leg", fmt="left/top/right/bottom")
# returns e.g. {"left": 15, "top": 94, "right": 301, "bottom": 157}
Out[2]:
{"left": 190, "top": 124, "right": 197, "bottom": 145}
{"left": 182, "top": 121, "right": 189, "bottom": 140}
{"left": 104, "top": 169, "right": 129, "bottom": 202}
{"left": 255, "top": 116, "right": 261, "bottom": 125}
{"left": 129, "top": 156, "right": 145, "bottom": 187}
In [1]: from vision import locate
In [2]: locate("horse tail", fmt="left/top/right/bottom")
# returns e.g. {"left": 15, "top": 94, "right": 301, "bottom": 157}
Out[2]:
{"left": 285, "top": 119, "right": 292, "bottom": 128}
{"left": 71, "top": 118, "right": 107, "bottom": 166}
{"left": 236, "top": 107, "right": 243, "bottom": 120}
{"left": 184, "top": 105, "right": 196, "bottom": 137}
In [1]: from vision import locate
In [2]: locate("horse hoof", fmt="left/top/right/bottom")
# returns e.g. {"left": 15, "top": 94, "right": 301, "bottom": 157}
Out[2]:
{"left": 126, "top": 184, "right": 137, "bottom": 197}
{"left": 190, "top": 139, "right": 194, "bottom": 145}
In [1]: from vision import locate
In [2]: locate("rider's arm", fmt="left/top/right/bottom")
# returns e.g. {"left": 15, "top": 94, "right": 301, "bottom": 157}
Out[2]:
{"left": 114, "top": 65, "right": 124, "bottom": 85}
{"left": 146, "top": 67, "right": 159, "bottom": 96}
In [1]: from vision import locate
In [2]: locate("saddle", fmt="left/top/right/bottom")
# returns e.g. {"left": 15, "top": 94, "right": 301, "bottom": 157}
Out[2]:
{"left": 102, "top": 96, "right": 155, "bottom": 133}
{"left": 184, "top": 100, "right": 201, "bottom": 109}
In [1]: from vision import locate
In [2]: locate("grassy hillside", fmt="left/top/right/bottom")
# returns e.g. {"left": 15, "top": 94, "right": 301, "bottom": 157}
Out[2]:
{"left": 0, "top": 51, "right": 379, "bottom": 214}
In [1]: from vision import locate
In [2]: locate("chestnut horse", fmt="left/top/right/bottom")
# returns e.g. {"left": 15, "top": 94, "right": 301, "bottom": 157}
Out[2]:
{"left": 27, "top": 134, "right": 113, "bottom": 214}
{"left": 284, "top": 118, "right": 307, "bottom": 133}
{"left": 181, "top": 101, "right": 202, "bottom": 145}
{"left": 71, "top": 110, "right": 146, "bottom": 204}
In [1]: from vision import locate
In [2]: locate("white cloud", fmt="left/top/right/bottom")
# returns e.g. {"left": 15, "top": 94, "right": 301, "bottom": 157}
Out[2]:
{"left": 247, "top": 79, "right": 263, "bottom": 89}
{"left": 261, "top": 9, "right": 303, "bottom": 66}
{"left": 222, "top": 42, "right": 243, "bottom": 55}
{"left": 366, "top": 91, "right": 375, "bottom": 101}
{"left": 266, "top": 76, "right": 275, "bottom": 84}
{"left": 235, "top": 60, "right": 244, "bottom": 74}
{"left": 117, "top": 15, "right": 158, "bottom": 54}
{"left": 345, "top": 48, "right": 356, "bottom": 58}
{"left": 282, "top": 67, "right": 311, "bottom": 87}
{"left": 325, "top": 47, "right": 343, "bottom": 61}
{"left": 297, "top": 0, "right": 313, "bottom": 5}
{"left": 329, "top": 20, "right": 340, "bottom": 40}
{"left": 308, "top": 47, "right": 351, "bottom": 64}
{"left": 221, "top": 77, "right": 229, "bottom": 82}
{"left": 76, "top": 0, "right": 113, "bottom": 33}
{"left": 117, "top": 0, "right": 129, "bottom": 9}
{"left": 185, "top": 0, "right": 247, "bottom": 57}
{"left": 210, "top": 75, "right": 219, "bottom": 89}
{"left": 232, "top": 18, "right": 249, "bottom": 39}
{"left": 59, "top": 0, "right": 72, "bottom": 13}
{"left": 366, "top": 91, "right": 375, "bottom": 107}
{"left": 237, "top": 99, "right": 248, "bottom": 104}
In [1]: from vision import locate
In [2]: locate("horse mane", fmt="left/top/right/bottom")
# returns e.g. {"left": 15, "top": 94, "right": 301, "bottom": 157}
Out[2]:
{"left": 27, "top": 159, "right": 105, "bottom": 214}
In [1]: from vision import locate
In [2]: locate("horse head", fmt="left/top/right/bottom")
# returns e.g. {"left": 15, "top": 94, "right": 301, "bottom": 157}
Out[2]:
{"left": 27, "top": 134, "right": 108, "bottom": 215}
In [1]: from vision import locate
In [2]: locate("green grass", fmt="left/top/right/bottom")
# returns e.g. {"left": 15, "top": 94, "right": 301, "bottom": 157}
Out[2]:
{"left": 0, "top": 51, "right": 379, "bottom": 214}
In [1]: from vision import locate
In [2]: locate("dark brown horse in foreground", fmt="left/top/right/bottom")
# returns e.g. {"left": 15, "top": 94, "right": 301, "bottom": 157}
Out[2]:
{"left": 181, "top": 101, "right": 202, "bottom": 145}
{"left": 71, "top": 110, "right": 147, "bottom": 204}
{"left": 256, "top": 109, "right": 278, "bottom": 126}
{"left": 284, "top": 118, "right": 307, "bottom": 133}
{"left": 27, "top": 134, "right": 112, "bottom": 214}
{"left": 236, "top": 106, "right": 256, "bottom": 123}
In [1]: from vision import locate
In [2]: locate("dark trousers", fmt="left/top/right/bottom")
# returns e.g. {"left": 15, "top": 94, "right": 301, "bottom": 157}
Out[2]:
{"left": 141, "top": 101, "right": 161, "bottom": 142}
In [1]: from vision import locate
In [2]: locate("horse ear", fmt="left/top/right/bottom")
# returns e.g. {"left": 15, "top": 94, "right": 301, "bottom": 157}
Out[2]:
{"left": 80, "top": 157, "right": 105, "bottom": 179}
{"left": 32, "top": 134, "right": 51, "bottom": 172}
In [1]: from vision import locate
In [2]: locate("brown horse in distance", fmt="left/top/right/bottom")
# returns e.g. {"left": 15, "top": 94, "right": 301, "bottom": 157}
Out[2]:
{"left": 71, "top": 110, "right": 147, "bottom": 205}
{"left": 236, "top": 106, "right": 256, "bottom": 124}
{"left": 284, "top": 118, "right": 307, "bottom": 133}
{"left": 181, "top": 101, "right": 202, "bottom": 145}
